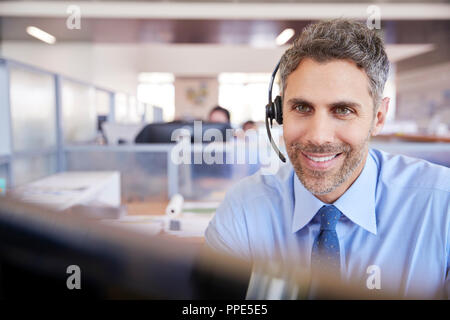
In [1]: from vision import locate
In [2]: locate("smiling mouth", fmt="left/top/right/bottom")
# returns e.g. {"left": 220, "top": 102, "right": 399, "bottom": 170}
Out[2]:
{"left": 303, "top": 152, "right": 342, "bottom": 163}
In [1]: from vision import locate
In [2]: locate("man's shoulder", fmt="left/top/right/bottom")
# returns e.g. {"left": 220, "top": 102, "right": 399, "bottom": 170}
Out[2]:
{"left": 206, "top": 162, "right": 294, "bottom": 259}
{"left": 370, "top": 148, "right": 450, "bottom": 193}
{"left": 225, "top": 162, "right": 295, "bottom": 204}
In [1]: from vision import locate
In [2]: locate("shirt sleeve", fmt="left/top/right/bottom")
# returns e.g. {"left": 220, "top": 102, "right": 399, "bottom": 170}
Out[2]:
{"left": 204, "top": 191, "right": 251, "bottom": 261}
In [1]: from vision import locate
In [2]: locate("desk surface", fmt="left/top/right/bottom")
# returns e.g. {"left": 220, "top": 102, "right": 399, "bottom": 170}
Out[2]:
{"left": 126, "top": 201, "right": 169, "bottom": 216}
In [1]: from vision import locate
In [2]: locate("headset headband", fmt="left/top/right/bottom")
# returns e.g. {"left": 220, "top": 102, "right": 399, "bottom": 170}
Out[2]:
{"left": 265, "top": 60, "right": 286, "bottom": 163}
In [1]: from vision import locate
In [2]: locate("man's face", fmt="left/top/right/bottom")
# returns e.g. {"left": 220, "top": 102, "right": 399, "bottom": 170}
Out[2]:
{"left": 283, "top": 58, "right": 388, "bottom": 203}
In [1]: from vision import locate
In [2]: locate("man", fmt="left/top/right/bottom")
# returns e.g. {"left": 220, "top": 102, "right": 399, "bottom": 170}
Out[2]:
{"left": 205, "top": 19, "right": 449, "bottom": 299}
{"left": 242, "top": 120, "right": 257, "bottom": 132}
{"left": 208, "top": 105, "right": 231, "bottom": 123}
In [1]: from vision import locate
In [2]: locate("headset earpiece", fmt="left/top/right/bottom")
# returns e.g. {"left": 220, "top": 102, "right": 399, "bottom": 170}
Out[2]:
{"left": 266, "top": 102, "right": 275, "bottom": 126}
{"left": 274, "top": 95, "right": 283, "bottom": 125}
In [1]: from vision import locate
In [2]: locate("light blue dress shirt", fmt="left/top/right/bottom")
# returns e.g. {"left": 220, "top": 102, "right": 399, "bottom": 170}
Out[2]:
{"left": 205, "top": 148, "right": 450, "bottom": 299}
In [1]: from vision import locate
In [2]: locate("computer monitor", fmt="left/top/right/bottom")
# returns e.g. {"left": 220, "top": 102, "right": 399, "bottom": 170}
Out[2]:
{"left": 134, "top": 121, "right": 233, "bottom": 144}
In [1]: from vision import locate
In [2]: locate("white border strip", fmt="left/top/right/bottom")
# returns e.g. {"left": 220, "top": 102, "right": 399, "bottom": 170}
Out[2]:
{"left": 0, "top": 2, "right": 449, "bottom": 20}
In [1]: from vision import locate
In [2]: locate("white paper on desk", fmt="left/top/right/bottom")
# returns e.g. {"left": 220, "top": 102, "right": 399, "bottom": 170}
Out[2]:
{"left": 13, "top": 171, "right": 120, "bottom": 211}
{"left": 100, "top": 215, "right": 164, "bottom": 235}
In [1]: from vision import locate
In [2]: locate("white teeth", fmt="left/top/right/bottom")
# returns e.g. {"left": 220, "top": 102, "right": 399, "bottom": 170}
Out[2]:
{"left": 306, "top": 154, "right": 337, "bottom": 162}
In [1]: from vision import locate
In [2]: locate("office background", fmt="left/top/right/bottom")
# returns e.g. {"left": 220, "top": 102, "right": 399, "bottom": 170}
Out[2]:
{"left": 0, "top": 0, "right": 449, "bottom": 201}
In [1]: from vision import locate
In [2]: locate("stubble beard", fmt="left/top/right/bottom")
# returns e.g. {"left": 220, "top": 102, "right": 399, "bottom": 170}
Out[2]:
{"left": 287, "top": 134, "right": 371, "bottom": 196}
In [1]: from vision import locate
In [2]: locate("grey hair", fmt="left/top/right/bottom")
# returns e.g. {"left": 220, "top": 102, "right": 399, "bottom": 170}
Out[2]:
{"left": 279, "top": 19, "right": 390, "bottom": 109}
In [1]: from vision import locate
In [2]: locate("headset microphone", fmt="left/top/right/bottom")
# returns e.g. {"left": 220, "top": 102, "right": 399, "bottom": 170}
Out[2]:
{"left": 265, "top": 60, "right": 287, "bottom": 162}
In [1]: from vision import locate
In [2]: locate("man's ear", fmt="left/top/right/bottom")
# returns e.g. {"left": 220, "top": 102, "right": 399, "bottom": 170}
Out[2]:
{"left": 371, "top": 97, "right": 390, "bottom": 136}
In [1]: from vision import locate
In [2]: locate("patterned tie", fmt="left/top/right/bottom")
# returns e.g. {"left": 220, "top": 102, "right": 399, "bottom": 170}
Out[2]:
{"left": 309, "top": 205, "right": 342, "bottom": 297}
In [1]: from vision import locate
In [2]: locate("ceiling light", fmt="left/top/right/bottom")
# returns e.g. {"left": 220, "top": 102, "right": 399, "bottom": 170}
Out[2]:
{"left": 26, "top": 26, "right": 56, "bottom": 44}
{"left": 276, "top": 28, "right": 295, "bottom": 46}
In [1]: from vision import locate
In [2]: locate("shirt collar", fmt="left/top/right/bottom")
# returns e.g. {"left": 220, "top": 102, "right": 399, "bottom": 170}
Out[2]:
{"left": 292, "top": 151, "right": 378, "bottom": 235}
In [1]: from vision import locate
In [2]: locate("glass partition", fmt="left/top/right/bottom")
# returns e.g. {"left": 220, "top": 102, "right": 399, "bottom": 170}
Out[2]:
{"left": 176, "top": 141, "right": 274, "bottom": 201}
{"left": 95, "top": 89, "right": 111, "bottom": 116}
{"left": 128, "top": 96, "right": 141, "bottom": 123}
{"left": 61, "top": 79, "right": 97, "bottom": 144}
{"left": 11, "top": 154, "right": 58, "bottom": 187}
{"left": 177, "top": 161, "right": 261, "bottom": 201}
{"left": 145, "top": 105, "right": 154, "bottom": 123}
{"left": 9, "top": 66, "right": 56, "bottom": 152}
{"left": 138, "top": 101, "right": 146, "bottom": 121}
{"left": 0, "top": 58, "right": 154, "bottom": 190}
{"left": 64, "top": 142, "right": 275, "bottom": 203}
{"left": 65, "top": 148, "right": 169, "bottom": 202}
{"left": 114, "top": 93, "right": 128, "bottom": 123}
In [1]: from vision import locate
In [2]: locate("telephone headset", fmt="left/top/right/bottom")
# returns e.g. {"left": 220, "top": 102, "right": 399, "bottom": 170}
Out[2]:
{"left": 265, "top": 60, "right": 287, "bottom": 163}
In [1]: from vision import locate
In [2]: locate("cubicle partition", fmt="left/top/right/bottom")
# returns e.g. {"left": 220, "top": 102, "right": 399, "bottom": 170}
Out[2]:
{"left": 65, "top": 145, "right": 171, "bottom": 202}
{"left": 0, "top": 59, "right": 60, "bottom": 187}
{"left": 63, "top": 142, "right": 266, "bottom": 202}
{"left": 0, "top": 57, "right": 155, "bottom": 189}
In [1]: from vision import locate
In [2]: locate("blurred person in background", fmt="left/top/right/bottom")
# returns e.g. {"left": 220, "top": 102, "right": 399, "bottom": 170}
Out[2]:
{"left": 235, "top": 120, "right": 258, "bottom": 140}
{"left": 242, "top": 120, "right": 257, "bottom": 132}
{"left": 208, "top": 105, "right": 231, "bottom": 123}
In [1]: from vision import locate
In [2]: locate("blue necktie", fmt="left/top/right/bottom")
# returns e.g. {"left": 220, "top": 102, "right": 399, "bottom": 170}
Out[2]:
{"left": 309, "top": 205, "right": 342, "bottom": 296}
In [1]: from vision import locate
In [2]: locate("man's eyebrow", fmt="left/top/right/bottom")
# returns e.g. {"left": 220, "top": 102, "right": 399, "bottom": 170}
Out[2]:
{"left": 286, "top": 98, "right": 314, "bottom": 107}
{"left": 328, "top": 101, "right": 362, "bottom": 109}
{"left": 286, "top": 97, "right": 362, "bottom": 109}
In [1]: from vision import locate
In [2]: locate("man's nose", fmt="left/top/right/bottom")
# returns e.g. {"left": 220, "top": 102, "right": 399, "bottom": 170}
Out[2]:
{"left": 303, "top": 112, "right": 335, "bottom": 145}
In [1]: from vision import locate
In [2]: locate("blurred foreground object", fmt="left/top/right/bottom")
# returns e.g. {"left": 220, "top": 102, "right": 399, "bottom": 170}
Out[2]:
{"left": 0, "top": 197, "right": 430, "bottom": 299}
{"left": 0, "top": 196, "right": 250, "bottom": 299}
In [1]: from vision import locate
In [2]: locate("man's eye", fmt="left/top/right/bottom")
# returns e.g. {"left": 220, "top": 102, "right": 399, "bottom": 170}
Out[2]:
{"left": 335, "top": 107, "right": 352, "bottom": 115}
{"left": 295, "top": 105, "right": 312, "bottom": 113}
